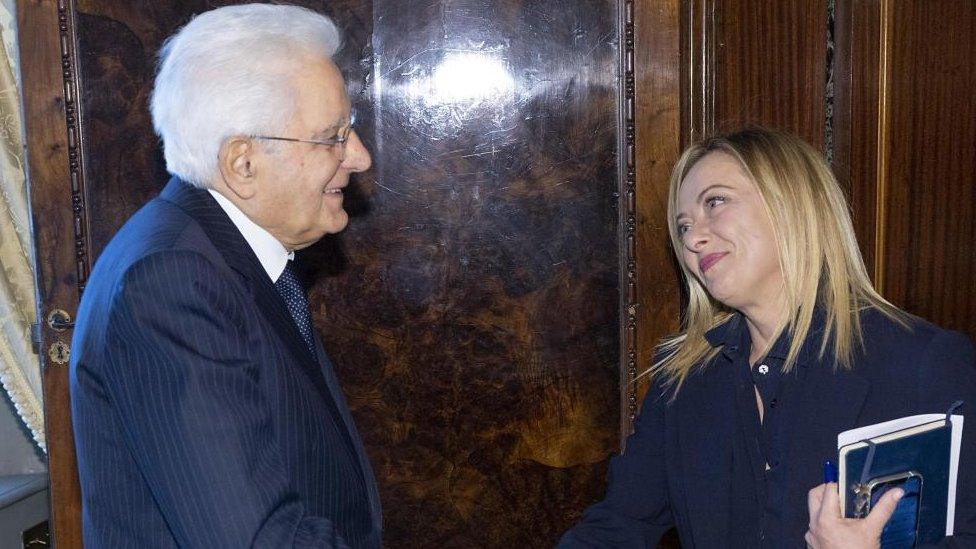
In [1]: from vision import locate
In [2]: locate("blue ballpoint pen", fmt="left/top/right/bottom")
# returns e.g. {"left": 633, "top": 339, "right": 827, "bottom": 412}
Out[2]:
{"left": 823, "top": 460, "right": 838, "bottom": 484}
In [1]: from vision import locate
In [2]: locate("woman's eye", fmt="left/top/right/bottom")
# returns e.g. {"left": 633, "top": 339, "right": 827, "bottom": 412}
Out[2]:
{"left": 677, "top": 223, "right": 692, "bottom": 236}
{"left": 705, "top": 195, "right": 726, "bottom": 209}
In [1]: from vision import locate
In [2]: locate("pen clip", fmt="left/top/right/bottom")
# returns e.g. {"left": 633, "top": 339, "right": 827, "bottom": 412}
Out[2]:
{"left": 945, "top": 400, "right": 963, "bottom": 425}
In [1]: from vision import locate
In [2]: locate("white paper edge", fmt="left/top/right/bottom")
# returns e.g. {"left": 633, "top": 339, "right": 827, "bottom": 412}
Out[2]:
{"left": 947, "top": 415, "right": 963, "bottom": 535}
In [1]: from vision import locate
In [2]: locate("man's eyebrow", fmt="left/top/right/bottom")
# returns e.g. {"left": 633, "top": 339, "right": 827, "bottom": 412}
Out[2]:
{"left": 310, "top": 116, "right": 350, "bottom": 140}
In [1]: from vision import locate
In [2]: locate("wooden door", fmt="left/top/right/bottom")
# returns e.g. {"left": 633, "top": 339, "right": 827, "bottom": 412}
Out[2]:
{"left": 833, "top": 0, "right": 976, "bottom": 337}
{"left": 685, "top": 0, "right": 976, "bottom": 343}
{"left": 19, "top": 0, "right": 685, "bottom": 546}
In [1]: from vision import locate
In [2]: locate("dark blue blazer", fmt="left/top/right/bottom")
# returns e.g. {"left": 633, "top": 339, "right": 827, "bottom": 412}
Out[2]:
{"left": 560, "top": 309, "right": 976, "bottom": 548}
{"left": 70, "top": 178, "right": 382, "bottom": 548}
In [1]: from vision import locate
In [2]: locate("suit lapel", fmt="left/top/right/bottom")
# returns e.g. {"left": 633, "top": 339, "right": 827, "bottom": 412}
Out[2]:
{"left": 163, "top": 178, "right": 379, "bottom": 529}
{"left": 674, "top": 358, "right": 737, "bottom": 549}
{"left": 776, "top": 308, "right": 871, "bottom": 482}
{"left": 159, "top": 178, "right": 336, "bottom": 412}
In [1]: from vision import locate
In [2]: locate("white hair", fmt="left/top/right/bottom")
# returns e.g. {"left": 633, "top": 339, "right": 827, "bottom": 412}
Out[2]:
{"left": 150, "top": 4, "right": 342, "bottom": 187}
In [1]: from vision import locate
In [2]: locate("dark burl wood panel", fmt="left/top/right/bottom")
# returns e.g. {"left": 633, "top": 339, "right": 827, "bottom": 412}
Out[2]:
{"left": 712, "top": 0, "right": 828, "bottom": 147}
{"left": 308, "top": 1, "right": 620, "bottom": 546}
{"left": 880, "top": 1, "right": 976, "bottom": 337}
{"left": 75, "top": 1, "right": 171, "bottom": 258}
{"left": 72, "top": 0, "right": 621, "bottom": 547}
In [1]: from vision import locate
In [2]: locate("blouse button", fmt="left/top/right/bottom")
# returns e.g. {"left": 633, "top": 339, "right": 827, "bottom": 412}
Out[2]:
{"left": 757, "top": 364, "right": 769, "bottom": 375}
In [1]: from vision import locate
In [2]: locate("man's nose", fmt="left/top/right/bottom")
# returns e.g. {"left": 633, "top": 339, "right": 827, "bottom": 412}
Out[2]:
{"left": 341, "top": 130, "right": 372, "bottom": 172}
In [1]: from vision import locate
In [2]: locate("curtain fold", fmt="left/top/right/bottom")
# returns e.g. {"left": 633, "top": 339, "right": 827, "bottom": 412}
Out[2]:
{"left": 0, "top": 12, "right": 45, "bottom": 451}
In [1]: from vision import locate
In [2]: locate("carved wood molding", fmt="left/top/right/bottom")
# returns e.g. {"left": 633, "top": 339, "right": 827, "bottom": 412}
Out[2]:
{"left": 57, "top": 0, "right": 91, "bottom": 295}
{"left": 619, "top": 0, "right": 639, "bottom": 434}
{"left": 872, "top": 0, "right": 892, "bottom": 294}
{"left": 683, "top": 0, "right": 715, "bottom": 145}
{"left": 825, "top": 0, "right": 836, "bottom": 163}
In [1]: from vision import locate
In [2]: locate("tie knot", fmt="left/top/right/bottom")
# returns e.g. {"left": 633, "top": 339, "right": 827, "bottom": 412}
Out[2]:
{"left": 278, "top": 260, "right": 301, "bottom": 284}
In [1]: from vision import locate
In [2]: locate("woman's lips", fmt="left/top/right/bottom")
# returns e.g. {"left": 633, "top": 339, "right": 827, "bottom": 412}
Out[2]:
{"left": 699, "top": 252, "right": 728, "bottom": 273}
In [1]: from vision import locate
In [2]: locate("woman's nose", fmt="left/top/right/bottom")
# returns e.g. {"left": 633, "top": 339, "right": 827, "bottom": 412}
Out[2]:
{"left": 682, "top": 222, "right": 709, "bottom": 251}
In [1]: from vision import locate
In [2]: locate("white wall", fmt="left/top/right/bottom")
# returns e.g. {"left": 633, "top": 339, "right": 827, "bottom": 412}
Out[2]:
{"left": 0, "top": 392, "right": 44, "bottom": 475}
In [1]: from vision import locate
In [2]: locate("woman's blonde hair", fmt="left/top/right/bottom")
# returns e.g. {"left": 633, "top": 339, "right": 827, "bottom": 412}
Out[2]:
{"left": 651, "top": 127, "right": 905, "bottom": 391}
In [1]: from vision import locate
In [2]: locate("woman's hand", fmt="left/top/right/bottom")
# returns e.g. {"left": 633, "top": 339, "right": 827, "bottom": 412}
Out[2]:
{"left": 805, "top": 482, "right": 903, "bottom": 549}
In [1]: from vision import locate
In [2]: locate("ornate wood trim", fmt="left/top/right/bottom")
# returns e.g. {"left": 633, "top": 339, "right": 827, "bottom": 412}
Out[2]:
{"left": 623, "top": 0, "right": 682, "bottom": 443}
{"left": 619, "top": 0, "right": 639, "bottom": 439}
{"left": 682, "top": 0, "right": 715, "bottom": 145}
{"left": 873, "top": 0, "right": 892, "bottom": 292}
{"left": 58, "top": 0, "right": 92, "bottom": 294}
{"left": 825, "top": 0, "right": 836, "bottom": 162}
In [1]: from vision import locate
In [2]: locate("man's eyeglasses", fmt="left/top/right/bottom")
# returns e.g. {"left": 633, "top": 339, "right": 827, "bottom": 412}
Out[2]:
{"left": 251, "top": 110, "right": 357, "bottom": 159}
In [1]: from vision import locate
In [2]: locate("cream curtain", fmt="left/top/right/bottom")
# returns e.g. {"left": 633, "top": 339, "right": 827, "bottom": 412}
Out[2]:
{"left": 0, "top": 3, "right": 44, "bottom": 452}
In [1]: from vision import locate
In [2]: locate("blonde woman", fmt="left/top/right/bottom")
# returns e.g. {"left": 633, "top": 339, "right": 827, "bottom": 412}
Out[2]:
{"left": 560, "top": 128, "right": 976, "bottom": 548}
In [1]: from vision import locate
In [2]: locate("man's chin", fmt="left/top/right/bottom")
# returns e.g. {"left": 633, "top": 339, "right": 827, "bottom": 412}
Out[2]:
{"left": 330, "top": 213, "right": 349, "bottom": 233}
{"left": 321, "top": 214, "right": 350, "bottom": 236}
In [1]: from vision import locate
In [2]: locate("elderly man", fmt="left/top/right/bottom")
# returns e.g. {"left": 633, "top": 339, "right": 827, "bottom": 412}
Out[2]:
{"left": 69, "top": 5, "right": 381, "bottom": 547}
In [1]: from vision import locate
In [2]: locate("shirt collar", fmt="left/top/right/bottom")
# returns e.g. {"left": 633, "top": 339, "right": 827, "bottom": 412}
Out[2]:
{"left": 705, "top": 312, "right": 744, "bottom": 351}
{"left": 207, "top": 189, "right": 294, "bottom": 282}
{"left": 704, "top": 308, "right": 829, "bottom": 364}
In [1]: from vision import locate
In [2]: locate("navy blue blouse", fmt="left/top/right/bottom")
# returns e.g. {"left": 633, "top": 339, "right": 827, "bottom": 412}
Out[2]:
{"left": 559, "top": 308, "right": 976, "bottom": 548}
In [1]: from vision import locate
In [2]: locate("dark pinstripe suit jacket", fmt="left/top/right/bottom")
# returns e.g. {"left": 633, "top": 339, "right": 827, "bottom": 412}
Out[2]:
{"left": 70, "top": 178, "right": 382, "bottom": 548}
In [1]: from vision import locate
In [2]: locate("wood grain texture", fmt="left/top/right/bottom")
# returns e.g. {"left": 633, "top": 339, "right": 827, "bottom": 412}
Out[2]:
{"left": 880, "top": 1, "right": 976, "bottom": 336}
{"left": 835, "top": 0, "right": 976, "bottom": 340}
{"left": 633, "top": 0, "right": 681, "bottom": 407}
{"left": 682, "top": 0, "right": 716, "bottom": 143}
{"left": 712, "top": 0, "right": 829, "bottom": 146}
{"left": 17, "top": 0, "right": 84, "bottom": 546}
{"left": 832, "top": 0, "right": 882, "bottom": 281}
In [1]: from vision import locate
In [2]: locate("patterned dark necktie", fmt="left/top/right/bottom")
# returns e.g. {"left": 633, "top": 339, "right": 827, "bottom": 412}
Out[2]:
{"left": 274, "top": 260, "right": 316, "bottom": 357}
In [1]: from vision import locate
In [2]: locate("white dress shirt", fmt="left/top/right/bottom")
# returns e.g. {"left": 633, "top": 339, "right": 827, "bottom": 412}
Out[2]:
{"left": 208, "top": 189, "right": 294, "bottom": 283}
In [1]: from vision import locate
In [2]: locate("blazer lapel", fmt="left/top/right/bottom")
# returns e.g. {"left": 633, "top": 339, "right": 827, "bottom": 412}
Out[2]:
{"left": 785, "top": 352, "right": 870, "bottom": 480}
{"left": 674, "top": 358, "right": 737, "bottom": 549}
{"left": 159, "top": 178, "right": 334, "bottom": 407}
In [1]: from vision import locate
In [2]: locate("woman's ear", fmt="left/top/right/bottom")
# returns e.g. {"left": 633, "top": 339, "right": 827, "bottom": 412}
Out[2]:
{"left": 217, "top": 137, "right": 257, "bottom": 199}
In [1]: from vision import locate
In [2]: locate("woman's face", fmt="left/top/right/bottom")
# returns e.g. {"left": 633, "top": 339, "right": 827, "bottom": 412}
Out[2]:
{"left": 674, "top": 152, "right": 784, "bottom": 316}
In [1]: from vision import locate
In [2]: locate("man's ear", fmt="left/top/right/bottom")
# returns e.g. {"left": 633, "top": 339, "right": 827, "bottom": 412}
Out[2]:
{"left": 217, "top": 137, "right": 257, "bottom": 199}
